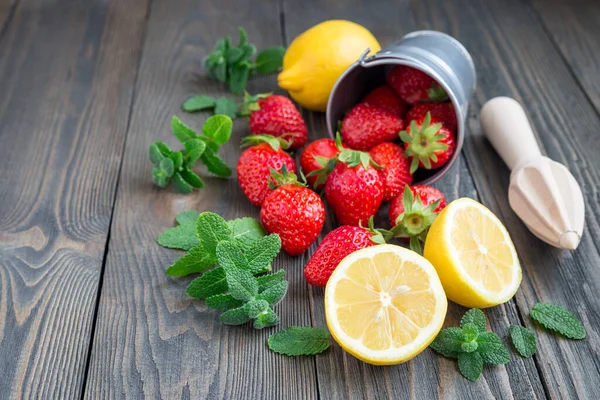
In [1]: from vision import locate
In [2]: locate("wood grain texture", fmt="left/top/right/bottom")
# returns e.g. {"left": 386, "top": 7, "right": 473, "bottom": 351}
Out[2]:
{"left": 0, "top": 0, "right": 17, "bottom": 39}
{"left": 83, "top": 0, "right": 318, "bottom": 398}
{"left": 412, "top": 0, "right": 600, "bottom": 398}
{"left": 530, "top": 0, "right": 600, "bottom": 114}
{"left": 284, "top": 1, "right": 545, "bottom": 398}
{"left": 0, "top": 0, "right": 147, "bottom": 398}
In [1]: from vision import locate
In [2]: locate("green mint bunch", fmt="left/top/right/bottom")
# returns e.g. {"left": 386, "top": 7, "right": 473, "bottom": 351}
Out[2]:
{"left": 203, "top": 27, "right": 285, "bottom": 94}
{"left": 149, "top": 115, "right": 233, "bottom": 192}
{"left": 430, "top": 309, "right": 510, "bottom": 381}
{"left": 162, "top": 211, "right": 287, "bottom": 329}
{"left": 182, "top": 95, "right": 239, "bottom": 119}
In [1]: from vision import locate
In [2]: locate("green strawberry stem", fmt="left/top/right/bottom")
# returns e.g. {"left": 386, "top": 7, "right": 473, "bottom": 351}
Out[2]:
{"left": 239, "top": 91, "right": 271, "bottom": 116}
{"left": 241, "top": 134, "right": 290, "bottom": 151}
{"left": 400, "top": 112, "right": 449, "bottom": 174}
{"left": 426, "top": 83, "right": 449, "bottom": 102}
{"left": 390, "top": 185, "right": 441, "bottom": 254}
{"left": 268, "top": 164, "right": 305, "bottom": 189}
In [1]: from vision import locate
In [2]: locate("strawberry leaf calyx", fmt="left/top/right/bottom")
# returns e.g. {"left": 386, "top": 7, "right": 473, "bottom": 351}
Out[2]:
{"left": 268, "top": 164, "right": 305, "bottom": 189}
{"left": 390, "top": 185, "right": 441, "bottom": 254}
{"left": 337, "top": 145, "right": 382, "bottom": 170}
{"left": 239, "top": 91, "right": 272, "bottom": 116}
{"left": 360, "top": 217, "right": 392, "bottom": 244}
{"left": 400, "top": 112, "right": 449, "bottom": 173}
{"left": 241, "top": 134, "right": 290, "bottom": 151}
{"left": 426, "top": 83, "right": 449, "bottom": 102}
{"left": 305, "top": 156, "right": 338, "bottom": 190}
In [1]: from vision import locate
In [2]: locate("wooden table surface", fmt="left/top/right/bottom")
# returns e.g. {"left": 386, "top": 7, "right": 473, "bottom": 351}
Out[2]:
{"left": 1, "top": 0, "right": 599, "bottom": 398}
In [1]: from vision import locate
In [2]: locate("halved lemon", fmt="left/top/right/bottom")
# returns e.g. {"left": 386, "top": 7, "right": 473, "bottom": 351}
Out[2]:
{"left": 424, "top": 198, "right": 522, "bottom": 308}
{"left": 324, "top": 244, "right": 447, "bottom": 365}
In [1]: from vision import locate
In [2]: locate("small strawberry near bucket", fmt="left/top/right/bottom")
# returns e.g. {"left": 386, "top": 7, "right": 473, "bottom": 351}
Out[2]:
{"left": 326, "top": 30, "right": 476, "bottom": 185}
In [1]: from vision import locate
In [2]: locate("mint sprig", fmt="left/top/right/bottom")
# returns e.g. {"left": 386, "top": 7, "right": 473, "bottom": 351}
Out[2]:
{"left": 149, "top": 115, "right": 233, "bottom": 192}
{"left": 430, "top": 309, "right": 510, "bottom": 381}
{"left": 203, "top": 27, "right": 285, "bottom": 94}
{"left": 509, "top": 325, "right": 537, "bottom": 358}
{"left": 158, "top": 210, "right": 200, "bottom": 250}
{"left": 268, "top": 327, "right": 331, "bottom": 356}
{"left": 530, "top": 302, "right": 586, "bottom": 339}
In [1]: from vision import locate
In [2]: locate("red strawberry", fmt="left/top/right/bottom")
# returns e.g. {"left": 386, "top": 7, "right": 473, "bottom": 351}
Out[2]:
{"left": 325, "top": 147, "right": 384, "bottom": 226}
{"left": 405, "top": 102, "right": 457, "bottom": 132}
{"left": 244, "top": 93, "right": 307, "bottom": 149}
{"left": 388, "top": 185, "right": 446, "bottom": 254}
{"left": 300, "top": 138, "right": 341, "bottom": 190}
{"left": 260, "top": 167, "right": 325, "bottom": 256}
{"left": 341, "top": 103, "right": 403, "bottom": 151}
{"left": 236, "top": 136, "right": 297, "bottom": 207}
{"left": 304, "top": 221, "right": 388, "bottom": 286}
{"left": 387, "top": 66, "right": 448, "bottom": 105}
{"left": 361, "top": 85, "right": 407, "bottom": 117}
{"left": 401, "top": 112, "right": 456, "bottom": 173}
{"left": 368, "top": 142, "right": 413, "bottom": 202}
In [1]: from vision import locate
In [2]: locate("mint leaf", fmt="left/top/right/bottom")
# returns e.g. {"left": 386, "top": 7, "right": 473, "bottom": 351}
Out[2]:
{"left": 226, "top": 47, "right": 244, "bottom": 64}
{"left": 228, "top": 64, "right": 250, "bottom": 94}
{"left": 254, "top": 307, "right": 280, "bottom": 329}
{"left": 157, "top": 210, "right": 200, "bottom": 250}
{"left": 461, "top": 341, "right": 478, "bottom": 353}
{"left": 255, "top": 47, "right": 286, "bottom": 74}
{"left": 180, "top": 168, "right": 204, "bottom": 189}
{"left": 149, "top": 143, "right": 166, "bottom": 165}
{"left": 183, "top": 138, "right": 206, "bottom": 166}
{"left": 172, "top": 116, "right": 197, "bottom": 144}
{"left": 183, "top": 95, "right": 216, "bottom": 112}
{"left": 530, "top": 302, "right": 586, "bottom": 339}
{"left": 461, "top": 322, "right": 479, "bottom": 342}
{"left": 152, "top": 168, "right": 169, "bottom": 188}
{"left": 166, "top": 245, "right": 215, "bottom": 276}
{"left": 510, "top": 325, "right": 537, "bottom": 358}
{"left": 458, "top": 352, "right": 483, "bottom": 381}
{"left": 172, "top": 172, "right": 194, "bottom": 193}
{"left": 196, "top": 212, "right": 233, "bottom": 260}
{"left": 186, "top": 267, "right": 227, "bottom": 299}
{"left": 257, "top": 270, "right": 286, "bottom": 293}
{"left": 202, "top": 115, "right": 232, "bottom": 146}
{"left": 169, "top": 151, "right": 183, "bottom": 170}
{"left": 461, "top": 308, "right": 486, "bottom": 333}
{"left": 205, "top": 293, "right": 244, "bottom": 310}
{"left": 245, "top": 234, "right": 282, "bottom": 274}
{"left": 268, "top": 326, "right": 330, "bottom": 356}
{"left": 214, "top": 97, "right": 239, "bottom": 119}
{"left": 217, "top": 241, "right": 259, "bottom": 301}
{"left": 476, "top": 332, "right": 510, "bottom": 365}
{"left": 220, "top": 299, "right": 269, "bottom": 325}
{"left": 154, "top": 141, "right": 173, "bottom": 157}
{"left": 228, "top": 217, "right": 266, "bottom": 250}
{"left": 257, "top": 281, "right": 288, "bottom": 306}
{"left": 200, "top": 148, "right": 232, "bottom": 178}
{"left": 159, "top": 158, "right": 174, "bottom": 177}
{"left": 430, "top": 327, "right": 463, "bottom": 358}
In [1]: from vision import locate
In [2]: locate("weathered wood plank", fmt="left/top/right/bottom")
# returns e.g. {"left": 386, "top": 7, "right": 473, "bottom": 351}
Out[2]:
{"left": 0, "top": 0, "right": 17, "bottom": 38}
{"left": 284, "top": 0, "right": 545, "bottom": 398}
{"left": 530, "top": 0, "right": 600, "bottom": 114}
{"left": 83, "top": 1, "right": 318, "bottom": 398}
{"left": 0, "top": 0, "right": 148, "bottom": 398}
{"left": 412, "top": 0, "right": 600, "bottom": 398}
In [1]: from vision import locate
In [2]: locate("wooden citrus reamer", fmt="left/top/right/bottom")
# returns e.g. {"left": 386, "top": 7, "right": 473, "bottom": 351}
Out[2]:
{"left": 480, "top": 97, "right": 584, "bottom": 250}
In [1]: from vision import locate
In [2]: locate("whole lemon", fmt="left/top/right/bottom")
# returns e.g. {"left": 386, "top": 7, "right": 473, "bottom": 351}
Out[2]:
{"left": 278, "top": 20, "right": 380, "bottom": 112}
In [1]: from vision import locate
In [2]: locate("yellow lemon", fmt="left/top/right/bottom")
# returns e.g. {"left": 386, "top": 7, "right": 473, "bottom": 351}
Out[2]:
{"left": 278, "top": 20, "right": 380, "bottom": 112}
{"left": 424, "top": 198, "right": 522, "bottom": 308}
{"left": 324, "top": 244, "right": 447, "bottom": 365}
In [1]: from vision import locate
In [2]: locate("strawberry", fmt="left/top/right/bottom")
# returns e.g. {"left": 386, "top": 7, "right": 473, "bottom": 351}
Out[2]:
{"left": 243, "top": 93, "right": 307, "bottom": 149}
{"left": 361, "top": 85, "right": 407, "bottom": 117}
{"left": 260, "top": 167, "right": 325, "bottom": 256}
{"left": 388, "top": 185, "right": 446, "bottom": 254}
{"left": 368, "top": 142, "right": 413, "bottom": 202}
{"left": 304, "top": 219, "right": 388, "bottom": 287}
{"left": 405, "top": 102, "right": 457, "bottom": 132}
{"left": 387, "top": 65, "right": 448, "bottom": 105}
{"left": 340, "top": 103, "right": 403, "bottom": 151}
{"left": 300, "top": 138, "right": 341, "bottom": 190}
{"left": 325, "top": 145, "right": 384, "bottom": 226}
{"left": 236, "top": 135, "right": 297, "bottom": 207}
{"left": 400, "top": 112, "right": 456, "bottom": 173}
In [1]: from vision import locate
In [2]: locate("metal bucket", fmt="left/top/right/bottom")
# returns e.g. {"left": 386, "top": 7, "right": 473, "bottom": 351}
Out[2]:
{"left": 326, "top": 30, "right": 476, "bottom": 185}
